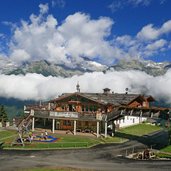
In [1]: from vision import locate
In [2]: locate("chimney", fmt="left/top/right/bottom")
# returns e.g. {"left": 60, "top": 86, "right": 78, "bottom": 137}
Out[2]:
{"left": 103, "top": 88, "right": 111, "bottom": 95}
{"left": 125, "top": 88, "right": 129, "bottom": 94}
{"left": 76, "top": 82, "right": 80, "bottom": 93}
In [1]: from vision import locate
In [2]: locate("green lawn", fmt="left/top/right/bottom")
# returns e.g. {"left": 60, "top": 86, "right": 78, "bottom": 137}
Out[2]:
{"left": 0, "top": 123, "right": 162, "bottom": 149}
{"left": 2, "top": 132, "right": 103, "bottom": 149}
{"left": 100, "top": 136, "right": 126, "bottom": 143}
{"left": 0, "top": 130, "right": 17, "bottom": 139}
{"left": 161, "top": 145, "right": 171, "bottom": 153}
{"left": 118, "top": 123, "right": 161, "bottom": 136}
{"left": 0, "top": 130, "right": 17, "bottom": 143}
{"left": 156, "top": 145, "right": 171, "bottom": 159}
{"left": 156, "top": 153, "right": 171, "bottom": 159}
{"left": 157, "top": 145, "right": 171, "bottom": 159}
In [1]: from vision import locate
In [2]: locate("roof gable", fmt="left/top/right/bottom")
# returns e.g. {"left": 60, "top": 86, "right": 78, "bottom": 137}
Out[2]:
{"left": 49, "top": 93, "right": 105, "bottom": 105}
{"left": 49, "top": 92, "right": 144, "bottom": 106}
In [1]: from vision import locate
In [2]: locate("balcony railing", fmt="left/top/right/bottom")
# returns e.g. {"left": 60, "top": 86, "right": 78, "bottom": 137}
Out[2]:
{"left": 32, "top": 109, "right": 103, "bottom": 121}
{"left": 34, "top": 110, "right": 50, "bottom": 117}
{"left": 50, "top": 111, "right": 79, "bottom": 118}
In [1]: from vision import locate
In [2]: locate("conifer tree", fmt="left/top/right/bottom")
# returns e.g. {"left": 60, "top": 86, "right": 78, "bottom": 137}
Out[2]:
{"left": 0, "top": 105, "right": 3, "bottom": 122}
{"left": 0, "top": 105, "right": 8, "bottom": 124}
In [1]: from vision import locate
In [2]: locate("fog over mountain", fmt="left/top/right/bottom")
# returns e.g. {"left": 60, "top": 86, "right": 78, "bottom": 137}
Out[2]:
{"left": 0, "top": 64, "right": 171, "bottom": 105}
{"left": 1, "top": 55, "right": 171, "bottom": 104}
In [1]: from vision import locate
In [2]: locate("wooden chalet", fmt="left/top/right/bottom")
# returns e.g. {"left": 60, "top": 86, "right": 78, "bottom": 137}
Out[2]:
{"left": 24, "top": 86, "right": 169, "bottom": 137}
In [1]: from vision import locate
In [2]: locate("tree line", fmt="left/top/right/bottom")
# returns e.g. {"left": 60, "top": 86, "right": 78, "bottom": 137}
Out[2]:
{"left": 0, "top": 105, "right": 8, "bottom": 126}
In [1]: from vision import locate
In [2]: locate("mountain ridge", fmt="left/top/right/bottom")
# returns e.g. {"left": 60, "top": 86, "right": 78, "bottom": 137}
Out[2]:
{"left": 0, "top": 57, "right": 171, "bottom": 77}
{"left": 106, "top": 59, "right": 171, "bottom": 76}
{"left": 0, "top": 58, "right": 107, "bottom": 77}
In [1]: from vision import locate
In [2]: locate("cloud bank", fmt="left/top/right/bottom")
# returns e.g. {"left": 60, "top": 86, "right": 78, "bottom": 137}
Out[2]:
{"left": 0, "top": 70, "right": 171, "bottom": 104}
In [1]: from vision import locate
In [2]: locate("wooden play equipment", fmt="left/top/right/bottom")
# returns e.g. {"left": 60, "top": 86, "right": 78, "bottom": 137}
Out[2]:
{"left": 11, "top": 114, "right": 33, "bottom": 147}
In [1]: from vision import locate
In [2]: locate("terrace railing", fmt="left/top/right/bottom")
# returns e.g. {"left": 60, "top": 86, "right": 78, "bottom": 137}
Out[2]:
{"left": 32, "top": 109, "right": 103, "bottom": 121}
{"left": 79, "top": 113, "right": 97, "bottom": 121}
{"left": 34, "top": 110, "right": 50, "bottom": 117}
{"left": 50, "top": 111, "right": 79, "bottom": 118}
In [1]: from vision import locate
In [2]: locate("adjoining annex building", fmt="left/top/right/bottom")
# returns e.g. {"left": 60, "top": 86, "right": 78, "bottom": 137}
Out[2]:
{"left": 24, "top": 84, "right": 169, "bottom": 138}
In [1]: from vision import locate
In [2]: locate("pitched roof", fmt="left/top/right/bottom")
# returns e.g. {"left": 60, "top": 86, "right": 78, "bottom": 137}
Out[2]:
{"left": 50, "top": 92, "right": 145, "bottom": 106}
{"left": 80, "top": 93, "right": 142, "bottom": 105}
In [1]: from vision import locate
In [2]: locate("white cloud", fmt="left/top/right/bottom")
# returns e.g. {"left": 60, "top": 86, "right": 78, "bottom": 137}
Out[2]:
{"left": 108, "top": 0, "right": 159, "bottom": 13}
{"left": 52, "top": 0, "right": 66, "bottom": 8}
{"left": 108, "top": 1, "right": 123, "bottom": 13}
{"left": 161, "top": 20, "right": 171, "bottom": 34}
{"left": 137, "top": 24, "right": 160, "bottom": 41}
{"left": 128, "top": 0, "right": 152, "bottom": 6}
{"left": 1, "top": 70, "right": 171, "bottom": 103}
{"left": 169, "top": 42, "right": 171, "bottom": 49}
{"left": 8, "top": 6, "right": 116, "bottom": 66}
{"left": 115, "top": 35, "right": 137, "bottom": 47}
{"left": 0, "top": 33, "right": 4, "bottom": 38}
{"left": 137, "top": 20, "right": 171, "bottom": 41}
{"left": 146, "top": 39, "right": 167, "bottom": 51}
{"left": 113, "top": 20, "right": 171, "bottom": 59}
{"left": 160, "top": 0, "right": 167, "bottom": 4}
{"left": 39, "top": 3, "right": 49, "bottom": 14}
{"left": 58, "top": 13, "right": 115, "bottom": 64}
{"left": 10, "top": 49, "right": 31, "bottom": 64}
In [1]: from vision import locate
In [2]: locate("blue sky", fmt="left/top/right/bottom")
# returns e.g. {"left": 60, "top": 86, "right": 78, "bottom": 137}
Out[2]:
{"left": 0, "top": 0, "right": 171, "bottom": 65}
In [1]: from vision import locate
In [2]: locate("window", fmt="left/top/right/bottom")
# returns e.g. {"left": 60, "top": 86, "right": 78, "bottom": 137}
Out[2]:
{"left": 63, "top": 120, "right": 72, "bottom": 126}
{"left": 93, "top": 106, "right": 98, "bottom": 111}
{"left": 89, "top": 106, "right": 93, "bottom": 111}
{"left": 123, "top": 118, "right": 125, "bottom": 123}
{"left": 78, "top": 121, "right": 81, "bottom": 126}
{"left": 143, "top": 102, "right": 147, "bottom": 107}
{"left": 86, "top": 106, "right": 89, "bottom": 112}
{"left": 85, "top": 121, "right": 88, "bottom": 126}
{"left": 82, "top": 105, "right": 84, "bottom": 111}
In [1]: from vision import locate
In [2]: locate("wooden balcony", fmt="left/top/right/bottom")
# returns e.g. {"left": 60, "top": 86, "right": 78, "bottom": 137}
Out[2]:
{"left": 31, "top": 109, "right": 104, "bottom": 121}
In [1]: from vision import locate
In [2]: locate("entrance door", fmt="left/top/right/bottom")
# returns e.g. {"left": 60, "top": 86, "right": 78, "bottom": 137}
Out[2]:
{"left": 56, "top": 121, "right": 60, "bottom": 129}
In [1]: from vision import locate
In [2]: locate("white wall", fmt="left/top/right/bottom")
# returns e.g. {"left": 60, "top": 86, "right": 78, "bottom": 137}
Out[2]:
{"left": 114, "top": 115, "right": 147, "bottom": 128}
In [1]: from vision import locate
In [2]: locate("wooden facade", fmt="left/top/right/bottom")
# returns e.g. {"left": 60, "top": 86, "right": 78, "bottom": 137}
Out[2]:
{"left": 24, "top": 89, "right": 168, "bottom": 137}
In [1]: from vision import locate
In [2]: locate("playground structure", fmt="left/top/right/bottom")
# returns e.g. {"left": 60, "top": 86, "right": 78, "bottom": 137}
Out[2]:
{"left": 33, "top": 135, "right": 57, "bottom": 142}
{"left": 11, "top": 114, "right": 57, "bottom": 146}
{"left": 11, "top": 114, "right": 33, "bottom": 147}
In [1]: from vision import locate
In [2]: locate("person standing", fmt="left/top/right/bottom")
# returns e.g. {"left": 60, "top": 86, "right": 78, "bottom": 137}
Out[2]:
{"left": 45, "top": 130, "right": 48, "bottom": 139}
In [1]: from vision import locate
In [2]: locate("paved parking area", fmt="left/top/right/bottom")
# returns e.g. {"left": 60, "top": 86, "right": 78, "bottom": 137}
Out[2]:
{"left": 0, "top": 140, "right": 171, "bottom": 171}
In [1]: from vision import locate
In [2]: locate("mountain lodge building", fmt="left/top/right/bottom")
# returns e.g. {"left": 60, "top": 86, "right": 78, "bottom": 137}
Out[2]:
{"left": 23, "top": 84, "right": 169, "bottom": 138}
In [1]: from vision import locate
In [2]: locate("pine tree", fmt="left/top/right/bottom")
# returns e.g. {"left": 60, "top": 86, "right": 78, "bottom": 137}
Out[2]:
{"left": 0, "top": 105, "right": 8, "bottom": 125}
{"left": 0, "top": 105, "right": 3, "bottom": 122}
